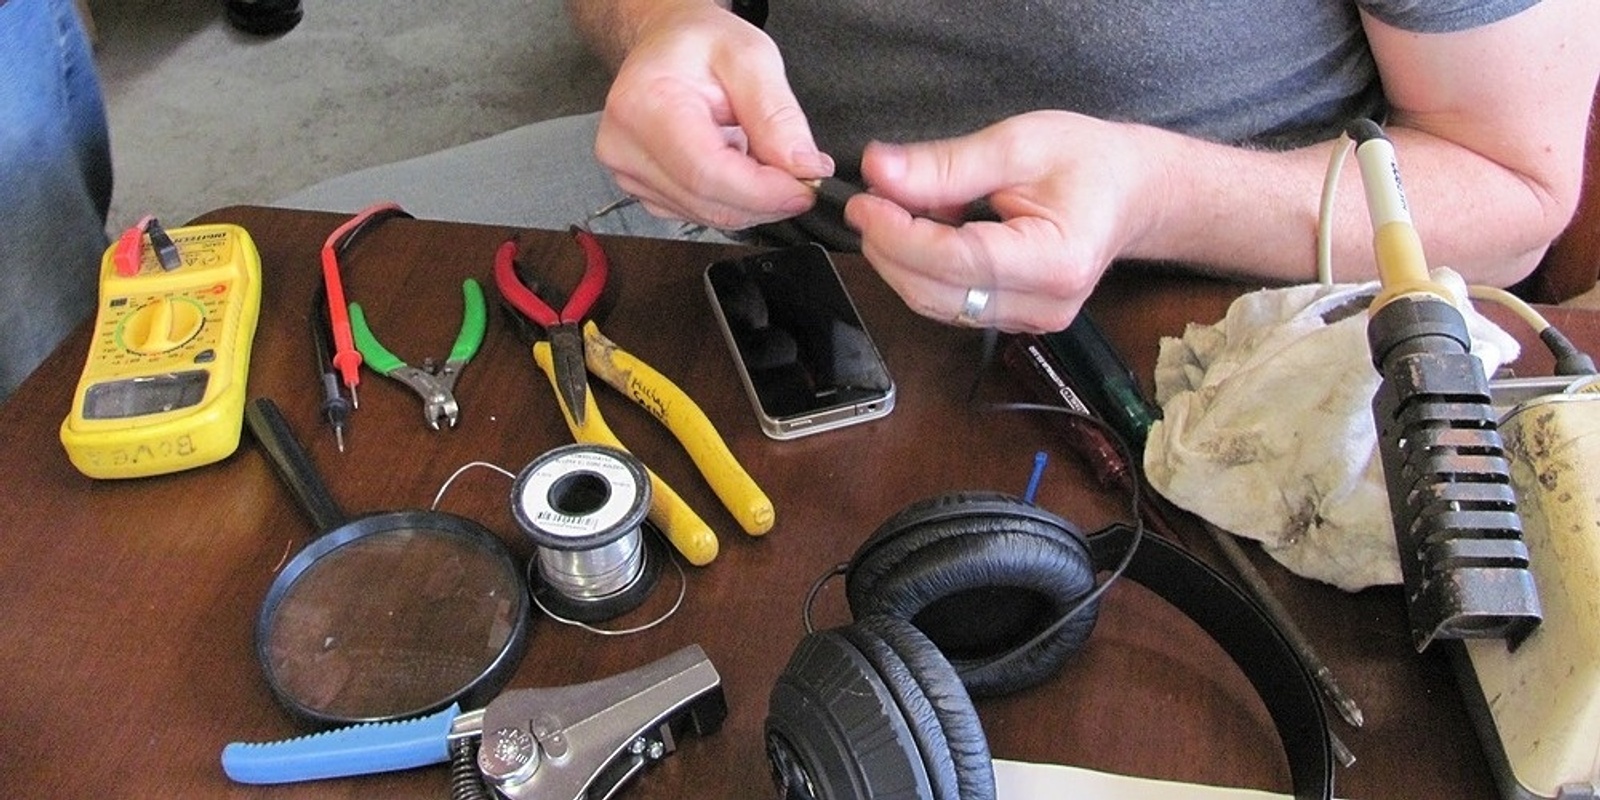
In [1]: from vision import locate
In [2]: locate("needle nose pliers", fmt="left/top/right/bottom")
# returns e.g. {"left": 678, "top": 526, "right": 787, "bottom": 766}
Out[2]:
{"left": 349, "top": 278, "right": 487, "bottom": 430}
{"left": 494, "top": 227, "right": 774, "bottom": 566}
{"left": 501, "top": 227, "right": 607, "bottom": 426}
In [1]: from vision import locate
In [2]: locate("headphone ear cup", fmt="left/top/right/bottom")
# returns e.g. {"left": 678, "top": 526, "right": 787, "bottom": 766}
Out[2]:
{"left": 841, "top": 615, "right": 995, "bottom": 800}
{"left": 765, "top": 626, "right": 955, "bottom": 800}
{"left": 764, "top": 616, "right": 995, "bottom": 800}
{"left": 847, "top": 492, "right": 1100, "bottom": 697}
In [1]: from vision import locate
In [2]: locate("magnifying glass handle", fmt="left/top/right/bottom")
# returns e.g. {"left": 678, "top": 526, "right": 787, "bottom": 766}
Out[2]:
{"left": 246, "top": 397, "right": 349, "bottom": 532}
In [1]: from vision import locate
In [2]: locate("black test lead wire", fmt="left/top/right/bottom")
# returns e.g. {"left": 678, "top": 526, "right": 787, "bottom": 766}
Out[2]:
{"left": 317, "top": 203, "right": 416, "bottom": 411}
{"left": 307, "top": 204, "right": 416, "bottom": 451}
{"left": 310, "top": 295, "right": 349, "bottom": 452}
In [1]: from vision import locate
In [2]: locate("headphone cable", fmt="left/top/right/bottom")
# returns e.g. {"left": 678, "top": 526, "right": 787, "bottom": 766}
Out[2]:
{"left": 965, "top": 329, "right": 1147, "bottom": 676}
{"left": 797, "top": 331, "right": 1148, "bottom": 655}
{"left": 974, "top": 399, "right": 1145, "bottom": 675}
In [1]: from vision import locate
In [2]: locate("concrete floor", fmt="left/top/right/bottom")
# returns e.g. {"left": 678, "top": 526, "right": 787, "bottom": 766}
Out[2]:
{"left": 88, "top": 0, "right": 609, "bottom": 229}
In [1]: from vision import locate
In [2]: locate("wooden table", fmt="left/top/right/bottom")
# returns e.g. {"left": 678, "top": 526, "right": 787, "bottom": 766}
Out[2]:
{"left": 3, "top": 205, "right": 1592, "bottom": 798}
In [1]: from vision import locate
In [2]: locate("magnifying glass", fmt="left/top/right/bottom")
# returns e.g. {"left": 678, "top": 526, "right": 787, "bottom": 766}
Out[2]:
{"left": 244, "top": 397, "right": 530, "bottom": 728}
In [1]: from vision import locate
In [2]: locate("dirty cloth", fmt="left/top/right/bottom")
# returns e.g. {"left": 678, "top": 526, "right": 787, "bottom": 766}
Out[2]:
{"left": 1142, "top": 270, "right": 1520, "bottom": 591}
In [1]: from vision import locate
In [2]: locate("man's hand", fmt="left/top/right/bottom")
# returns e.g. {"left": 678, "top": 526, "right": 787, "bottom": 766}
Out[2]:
{"left": 847, "top": 111, "right": 1167, "bottom": 333}
{"left": 592, "top": 2, "right": 834, "bottom": 230}
{"left": 848, "top": 0, "right": 1599, "bottom": 332}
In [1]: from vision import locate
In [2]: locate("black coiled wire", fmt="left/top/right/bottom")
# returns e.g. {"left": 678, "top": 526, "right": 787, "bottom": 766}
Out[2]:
{"left": 449, "top": 737, "right": 492, "bottom": 800}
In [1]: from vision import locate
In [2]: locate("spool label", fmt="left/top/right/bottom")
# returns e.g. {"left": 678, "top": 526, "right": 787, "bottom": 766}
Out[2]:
{"left": 517, "top": 447, "right": 648, "bottom": 541}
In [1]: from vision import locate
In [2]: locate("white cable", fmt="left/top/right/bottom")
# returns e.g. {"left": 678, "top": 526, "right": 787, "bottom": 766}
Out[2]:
{"left": 1316, "top": 132, "right": 1355, "bottom": 286}
{"left": 1468, "top": 284, "right": 1553, "bottom": 334}
{"left": 430, "top": 460, "right": 517, "bottom": 510}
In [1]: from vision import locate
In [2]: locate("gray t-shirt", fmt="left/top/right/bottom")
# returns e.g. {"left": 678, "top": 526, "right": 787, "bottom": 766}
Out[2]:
{"left": 764, "top": 0, "right": 1539, "bottom": 178}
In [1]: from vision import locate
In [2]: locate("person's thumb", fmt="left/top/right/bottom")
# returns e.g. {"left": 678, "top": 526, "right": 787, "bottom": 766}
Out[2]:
{"left": 860, "top": 137, "right": 1004, "bottom": 214}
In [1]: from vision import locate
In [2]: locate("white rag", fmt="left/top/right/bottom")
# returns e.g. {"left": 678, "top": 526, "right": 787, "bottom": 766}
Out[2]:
{"left": 1142, "top": 269, "right": 1521, "bottom": 591}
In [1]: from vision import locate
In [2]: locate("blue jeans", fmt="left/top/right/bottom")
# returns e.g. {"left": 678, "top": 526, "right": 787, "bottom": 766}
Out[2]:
{"left": 0, "top": 0, "right": 112, "bottom": 401}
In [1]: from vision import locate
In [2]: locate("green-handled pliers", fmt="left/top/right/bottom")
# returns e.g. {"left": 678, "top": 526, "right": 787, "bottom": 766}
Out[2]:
{"left": 349, "top": 278, "right": 487, "bottom": 429}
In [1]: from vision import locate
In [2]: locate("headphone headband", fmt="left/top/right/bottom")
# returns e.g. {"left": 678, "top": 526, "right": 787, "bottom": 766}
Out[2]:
{"left": 767, "top": 495, "right": 1335, "bottom": 800}
{"left": 1089, "top": 523, "right": 1334, "bottom": 799}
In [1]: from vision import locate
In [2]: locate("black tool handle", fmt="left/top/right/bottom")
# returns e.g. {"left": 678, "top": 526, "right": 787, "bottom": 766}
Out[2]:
{"left": 245, "top": 397, "right": 349, "bottom": 533}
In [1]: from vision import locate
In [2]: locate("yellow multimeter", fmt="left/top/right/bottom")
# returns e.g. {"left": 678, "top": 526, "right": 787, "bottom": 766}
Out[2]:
{"left": 60, "top": 221, "right": 263, "bottom": 479}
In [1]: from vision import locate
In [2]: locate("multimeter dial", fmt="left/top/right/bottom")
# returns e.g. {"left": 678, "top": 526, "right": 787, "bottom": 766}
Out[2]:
{"left": 119, "top": 297, "right": 207, "bottom": 355}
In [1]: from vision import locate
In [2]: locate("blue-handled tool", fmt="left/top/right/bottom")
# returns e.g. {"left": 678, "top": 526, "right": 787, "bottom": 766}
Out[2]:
{"left": 222, "top": 645, "right": 727, "bottom": 799}
{"left": 222, "top": 704, "right": 459, "bottom": 784}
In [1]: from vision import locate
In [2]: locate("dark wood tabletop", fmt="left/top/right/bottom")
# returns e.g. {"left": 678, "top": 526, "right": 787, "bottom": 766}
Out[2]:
{"left": 3, "top": 205, "right": 1593, "bottom": 799}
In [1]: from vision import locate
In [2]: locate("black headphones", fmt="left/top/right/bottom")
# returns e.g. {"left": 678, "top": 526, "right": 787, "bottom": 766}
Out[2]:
{"left": 764, "top": 492, "right": 1335, "bottom": 800}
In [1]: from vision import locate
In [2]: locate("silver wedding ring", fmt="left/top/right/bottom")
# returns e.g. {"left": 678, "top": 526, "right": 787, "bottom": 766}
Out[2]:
{"left": 955, "top": 287, "right": 990, "bottom": 326}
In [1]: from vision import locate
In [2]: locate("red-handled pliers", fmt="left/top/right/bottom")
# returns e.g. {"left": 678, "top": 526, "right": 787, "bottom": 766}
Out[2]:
{"left": 493, "top": 226, "right": 609, "bottom": 424}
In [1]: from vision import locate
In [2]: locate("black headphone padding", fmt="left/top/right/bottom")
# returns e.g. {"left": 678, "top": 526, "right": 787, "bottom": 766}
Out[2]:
{"left": 767, "top": 625, "right": 951, "bottom": 799}
{"left": 1087, "top": 523, "right": 1334, "bottom": 798}
{"left": 845, "top": 492, "right": 1099, "bottom": 697}
{"left": 842, "top": 615, "right": 994, "bottom": 799}
{"left": 766, "top": 493, "right": 1335, "bottom": 800}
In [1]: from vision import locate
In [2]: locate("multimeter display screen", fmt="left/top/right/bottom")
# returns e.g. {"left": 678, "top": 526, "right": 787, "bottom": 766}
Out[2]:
{"left": 83, "top": 370, "right": 209, "bottom": 419}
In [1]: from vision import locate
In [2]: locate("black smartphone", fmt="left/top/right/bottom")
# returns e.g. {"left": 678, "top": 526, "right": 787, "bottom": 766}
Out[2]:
{"left": 705, "top": 244, "right": 895, "bottom": 439}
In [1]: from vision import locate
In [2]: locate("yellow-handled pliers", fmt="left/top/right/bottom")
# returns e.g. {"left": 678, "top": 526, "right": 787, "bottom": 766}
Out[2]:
{"left": 493, "top": 229, "right": 774, "bottom": 566}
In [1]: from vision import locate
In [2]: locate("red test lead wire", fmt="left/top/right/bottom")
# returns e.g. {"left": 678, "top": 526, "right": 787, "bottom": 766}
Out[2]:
{"left": 113, "top": 215, "right": 182, "bottom": 276}
{"left": 319, "top": 202, "right": 406, "bottom": 407}
{"left": 114, "top": 217, "right": 153, "bottom": 277}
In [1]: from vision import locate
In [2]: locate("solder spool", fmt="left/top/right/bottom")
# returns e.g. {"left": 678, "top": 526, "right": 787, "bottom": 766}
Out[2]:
{"left": 510, "top": 444, "right": 666, "bottom": 623}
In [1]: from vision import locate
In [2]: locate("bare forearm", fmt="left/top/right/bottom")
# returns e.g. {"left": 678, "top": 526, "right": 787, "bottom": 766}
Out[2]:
{"left": 567, "top": 0, "right": 730, "bottom": 70}
{"left": 1136, "top": 0, "right": 1597, "bottom": 288}
{"left": 844, "top": 1, "right": 1595, "bottom": 333}
{"left": 1128, "top": 125, "right": 1578, "bottom": 287}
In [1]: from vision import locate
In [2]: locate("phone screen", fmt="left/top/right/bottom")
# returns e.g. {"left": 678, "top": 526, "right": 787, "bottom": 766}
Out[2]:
{"left": 705, "top": 245, "right": 895, "bottom": 439}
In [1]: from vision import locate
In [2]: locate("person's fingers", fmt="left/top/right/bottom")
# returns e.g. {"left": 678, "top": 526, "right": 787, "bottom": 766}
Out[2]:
{"left": 709, "top": 36, "right": 833, "bottom": 181}
{"left": 846, "top": 192, "right": 1090, "bottom": 332}
{"left": 724, "top": 83, "right": 834, "bottom": 180}
{"left": 616, "top": 145, "right": 817, "bottom": 228}
{"left": 600, "top": 85, "right": 818, "bottom": 227}
{"left": 859, "top": 135, "right": 1025, "bottom": 215}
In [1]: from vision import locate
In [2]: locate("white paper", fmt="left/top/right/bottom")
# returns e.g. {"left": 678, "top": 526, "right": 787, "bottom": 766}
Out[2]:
{"left": 993, "top": 758, "right": 1333, "bottom": 800}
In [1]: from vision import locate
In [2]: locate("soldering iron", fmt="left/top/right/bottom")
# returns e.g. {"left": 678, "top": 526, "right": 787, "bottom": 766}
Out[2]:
{"left": 1347, "top": 118, "right": 1541, "bottom": 652}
